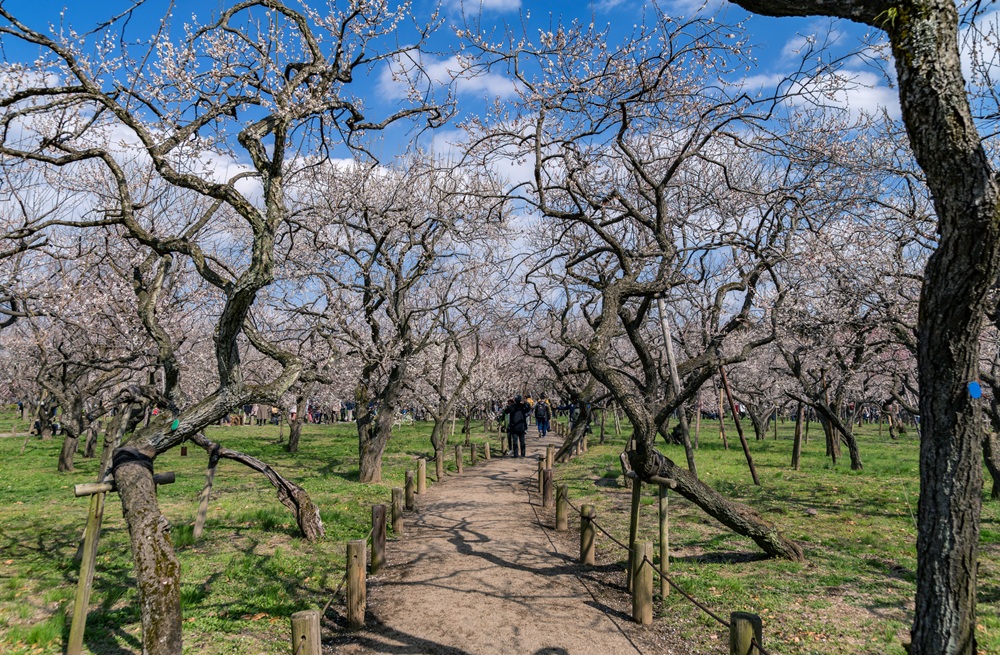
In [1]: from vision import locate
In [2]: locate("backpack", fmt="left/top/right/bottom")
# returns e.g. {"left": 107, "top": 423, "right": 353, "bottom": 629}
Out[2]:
{"left": 535, "top": 402, "right": 550, "bottom": 420}
{"left": 508, "top": 404, "right": 528, "bottom": 432}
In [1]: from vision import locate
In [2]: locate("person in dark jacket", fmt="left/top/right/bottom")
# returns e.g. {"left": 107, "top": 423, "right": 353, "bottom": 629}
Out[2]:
{"left": 500, "top": 395, "right": 531, "bottom": 457}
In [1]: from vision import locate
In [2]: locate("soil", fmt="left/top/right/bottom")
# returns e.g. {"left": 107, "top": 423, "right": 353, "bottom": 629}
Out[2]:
{"left": 324, "top": 428, "right": 706, "bottom": 655}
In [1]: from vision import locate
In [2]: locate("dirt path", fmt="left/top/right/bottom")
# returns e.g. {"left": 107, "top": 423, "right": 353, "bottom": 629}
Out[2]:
{"left": 330, "top": 428, "right": 646, "bottom": 655}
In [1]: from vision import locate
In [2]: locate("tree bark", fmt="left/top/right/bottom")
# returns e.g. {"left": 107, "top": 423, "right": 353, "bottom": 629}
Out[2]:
{"left": 58, "top": 432, "right": 79, "bottom": 472}
{"left": 630, "top": 449, "right": 802, "bottom": 560}
{"left": 188, "top": 433, "right": 323, "bottom": 540}
{"left": 115, "top": 454, "right": 183, "bottom": 655}
{"left": 728, "top": 2, "right": 999, "bottom": 652}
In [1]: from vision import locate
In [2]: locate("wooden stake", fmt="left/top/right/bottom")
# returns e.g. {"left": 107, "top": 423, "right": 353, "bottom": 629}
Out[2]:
{"left": 719, "top": 366, "right": 760, "bottom": 486}
{"left": 67, "top": 491, "right": 106, "bottom": 655}
{"left": 454, "top": 445, "right": 463, "bottom": 474}
{"left": 193, "top": 453, "right": 219, "bottom": 540}
{"left": 417, "top": 458, "right": 426, "bottom": 494}
{"left": 627, "top": 479, "right": 642, "bottom": 591}
{"left": 470, "top": 443, "right": 477, "bottom": 466}
{"left": 659, "top": 484, "right": 669, "bottom": 599}
{"left": 391, "top": 488, "right": 403, "bottom": 536}
{"left": 371, "top": 504, "right": 386, "bottom": 574}
{"left": 580, "top": 505, "right": 596, "bottom": 565}
{"left": 346, "top": 540, "right": 366, "bottom": 630}
{"left": 484, "top": 441, "right": 491, "bottom": 460}
{"left": 632, "top": 540, "right": 653, "bottom": 625}
{"left": 729, "top": 612, "right": 763, "bottom": 655}
{"left": 436, "top": 450, "right": 444, "bottom": 480}
{"left": 556, "top": 485, "right": 568, "bottom": 531}
{"left": 791, "top": 402, "right": 804, "bottom": 471}
{"left": 290, "top": 610, "right": 321, "bottom": 655}
{"left": 542, "top": 469, "right": 554, "bottom": 508}
{"left": 404, "top": 471, "right": 415, "bottom": 511}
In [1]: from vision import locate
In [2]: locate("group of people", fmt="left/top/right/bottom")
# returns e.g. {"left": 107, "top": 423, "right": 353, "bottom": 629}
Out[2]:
{"left": 497, "top": 393, "right": 554, "bottom": 457}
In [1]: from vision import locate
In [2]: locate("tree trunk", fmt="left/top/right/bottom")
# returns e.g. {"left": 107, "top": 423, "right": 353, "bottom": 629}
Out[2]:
{"left": 115, "top": 453, "right": 183, "bottom": 655}
{"left": 287, "top": 391, "right": 309, "bottom": 453}
{"left": 83, "top": 422, "right": 99, "bottom": 459}
{"left": 57, "top": 432, "right": 79, "bottom": 472}
{"left": 357, "top": 404, "right": 394, "bottom": 484}
{"left": 630, "top": 449, "right": 802, "bottom": 560}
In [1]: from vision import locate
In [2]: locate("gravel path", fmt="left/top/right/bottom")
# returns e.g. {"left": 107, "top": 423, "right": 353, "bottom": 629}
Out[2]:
{"left": 331, "top": 428, "right": 644, "bottom": 655}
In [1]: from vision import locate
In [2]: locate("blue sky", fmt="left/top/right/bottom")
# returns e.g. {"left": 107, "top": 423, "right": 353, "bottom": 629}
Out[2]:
{"left": 0, "top": 0, "right": 903, "bottom": 168}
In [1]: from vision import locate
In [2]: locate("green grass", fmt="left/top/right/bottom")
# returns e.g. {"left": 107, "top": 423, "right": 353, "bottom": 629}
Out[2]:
{"left": 556, "top": 416, "right": 1000, "bottom": 654}
{"left": 0, "top": 408, "right": 997, "bottom": 654}
{"left": 0, "top": 410, "right": 497, "bottom": 654}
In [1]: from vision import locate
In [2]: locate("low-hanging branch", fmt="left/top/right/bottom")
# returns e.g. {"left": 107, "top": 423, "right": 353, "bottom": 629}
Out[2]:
{"left": 187, "top": 432, "right": 324, "bottom": 541}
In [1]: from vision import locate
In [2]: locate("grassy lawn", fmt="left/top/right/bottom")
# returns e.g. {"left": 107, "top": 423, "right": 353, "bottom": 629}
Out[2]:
{"left": 0, "top": 407, "right": 997, "bottom": 654}
{"left": 556, "top": 416, "right": 1000, "bottom": 654}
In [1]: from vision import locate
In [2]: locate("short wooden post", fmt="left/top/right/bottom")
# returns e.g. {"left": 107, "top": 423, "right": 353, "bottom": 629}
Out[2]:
{"left": 632, "top": 541, "right": 653, "bottom": 625}
{"left": 67, "top": 491, "right": 106, "bottom": 655}
{"left": 391, "top": 488, "right": 403, "bottom": 536}
{"left": 417, "top": 458, "right": 427, "bottom": 494}
{"left": 470, "top": 443, "right": 477, "bottom": 466}
{"left": 455, "top": 445, "right": 463, "bottom": 474}
{"left": 436, "top": 450, "right": 444, "bottom": 480}
{"left": 729, "top": 612, "right": 763, "bottom": 655}
{"left": 542, "top": 469, "right": 554, "bottom": 508}
{"left": 537, "top": 458, "right": 544, "bottom": 492}
{"left": 546, "top": 444, "right": 554, "bottom": 470}
{"left": 346, "top": 539, "right": 366, "bottom": 630}
{"left": 290, "top": 610, "right": 321, "bottom": 655}
{"left": 371, "top": 504, "right": 386, "bottom": 574}
{"left": 180, "top": 445, "right": 187, "bottom": 456}
{"left": 627, "top": 479, "right": 643, "bottom": 591}
{"left": 484, "top": 441, "right": 491, "bottom": 460}
{"left": 405, "top": 471, "right": 415, "bottom": 511}
{"left": 556, "top": 485, "right": 568, "bottom": 531}
{"left": 580, "top": 504, "right": 596, "bottom": 565}
{"left": 658, "top": 483, "right": 669, "bottom": 598}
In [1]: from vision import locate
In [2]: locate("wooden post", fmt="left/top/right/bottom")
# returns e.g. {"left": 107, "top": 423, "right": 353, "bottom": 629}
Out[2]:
{"left": 729, "top": 612, "right": 763, "bottom": 655}
{"left": 290, "top": 610, "right": 321, "bottom": 655}
{"left": 627, "top": 479, "right": 642, "bottom": 591}
{"left": 599, "top": 407, "right": 606, "bottom": 444}
{"left": 556, "top": 485, "right": 568, "bottom": 531}
{"left": 542, "top": 469, "right": 554, "bottom": 508}
{"left": 546, "top": 444, "right": 555, "bottom": 470}
{"left": 580, "top": 505, "right": 596, "bottom": 565}
{"left": 346, "top": 540, "right": 366, "bottom": 630}
{"left": 719, "top": 366, "right": 761, "bottom": 486}
{"left": 658, "top": 484, "right": 669, "bottom": 599}
{"left": 436, "top": 450, "right": 444, "bottom": 480}
{"left": 455, "top": 445, "right": 463, "bottom": 474}
{"left": 791, "top": 402, "right": 804, "bottom": 471}
{"left": 391, "top": 488, "right": 403, "bottom": 536}
{"left": 718, "top": 386, "right": 729, "bottom": 449}
{"left": 470, "top": 443, "right": 477, "bottom": 466}
{"left": 371, "top": 504, "right": 386, "bottom": 574}
{"left": 67, "top": 491, "right": 106, "bottom": 655}
{"left": 405, "top": 471, "right": 415, "bottom": 511}
{"left": 694, "top": 392, "right": 701, "bottom": 449}
{"left": 193, "top": 453, "right": 219, "bottom": 540}
{"left": 537, "top": 458, "right": 544, "bottom": 493}
{"left": 417, "top": 458, "right": 427, "bottom": 494}
{"left": 632, "top": 540, "right": 653, "bottom": 625}
{"left": 484, "top": 441, "right": 491, "bottom": 460}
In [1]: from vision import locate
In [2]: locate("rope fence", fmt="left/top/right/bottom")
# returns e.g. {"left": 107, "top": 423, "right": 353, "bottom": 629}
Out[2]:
{"left": 561, "top": 491, "right": 774, "bottom": 655}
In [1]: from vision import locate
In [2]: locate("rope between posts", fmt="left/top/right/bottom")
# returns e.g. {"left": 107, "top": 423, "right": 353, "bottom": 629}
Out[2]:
{"left": 320, "top": 570, "right": 349, "bottom": 617}
{"left": 563, "top": 491, "right": 775, "bottom": 655}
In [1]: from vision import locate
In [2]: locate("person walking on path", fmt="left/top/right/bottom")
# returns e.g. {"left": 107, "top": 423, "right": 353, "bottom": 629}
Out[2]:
{"left": 534, "top": 394, "right": 551, "bottom": 437}
{"left": 499, "top": 395, "right": 531, "bottom": 457}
